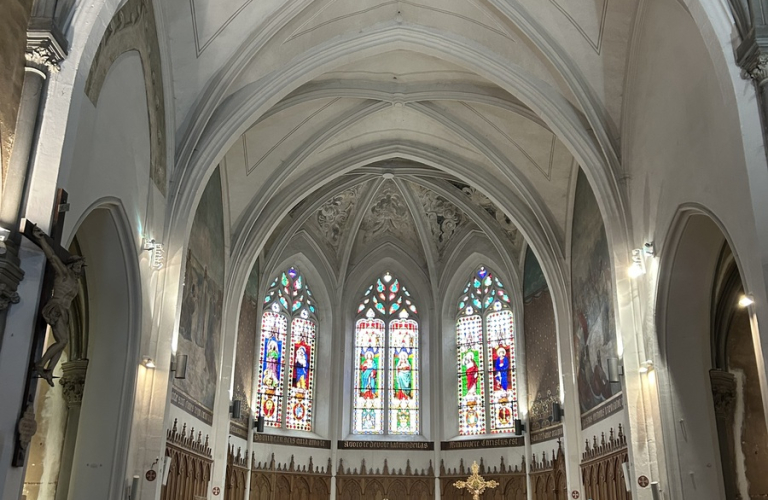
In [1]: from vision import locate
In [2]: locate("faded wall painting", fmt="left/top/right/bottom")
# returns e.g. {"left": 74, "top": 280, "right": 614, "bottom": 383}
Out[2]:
{"left": 172, "top": 168, "right": 225, "bottom": 424}
{"left": 571, "top": 169, "right": 621, "bottom": 427}
{"left": 523, "top": 248, "right": 561, "bottom": 441}
{"left": 231, "top": 261, "right": 259, "bottom": 437}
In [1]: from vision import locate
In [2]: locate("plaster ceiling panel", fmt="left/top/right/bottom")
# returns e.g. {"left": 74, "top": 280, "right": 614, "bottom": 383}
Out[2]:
{"left": 406, "top": 181, "right": 471, "bottom": 259}
{"left": 161, "top": 0, "right": 286, "bottom": 135}
{"left": 503, "top": 0, "right": 636, "bottom": 126}
{"left": 301, "top": 181, "right": 370, "bottom": 260}
{"left": 303, "top": 104, "right": 489, "bottom": 174}
{"left": 350, "top": 180, "right": 426, "bottom": 267}
{"left": 315, "top": 50, "right": 489, "bottom": 86}
{"left": 223, "top": 97, "right": 367, "bottom": 228}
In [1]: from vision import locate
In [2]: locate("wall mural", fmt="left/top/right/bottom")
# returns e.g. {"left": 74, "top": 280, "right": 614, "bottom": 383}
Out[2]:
{"left": 523, "top": 248, "right": 562, "bottom": 441}
{"left": 172, "top": 168, "right": 225, "bottom": 425}
{"left": 571, "top": 169, "right": 622, "bottom": 427}
{"left": 231, "top": 262, "right": 259, "bottom": 437}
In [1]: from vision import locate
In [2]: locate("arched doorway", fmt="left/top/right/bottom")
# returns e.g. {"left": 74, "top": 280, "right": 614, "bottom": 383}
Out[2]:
{"left": 22, "top": 205, "right": 141, "bottom": 500}
{"left": 658, "top": 210, "right": 768, "bottom": 499}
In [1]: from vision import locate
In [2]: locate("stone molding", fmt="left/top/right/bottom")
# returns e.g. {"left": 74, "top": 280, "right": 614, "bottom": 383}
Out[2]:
{"left": 84, "top": 0, "right": 167, "bottom": 195}
{"left": 25, "top": 28, "right": 66, "bottom": 74}
{"left": 0, "top": 240, "right": 24, "bottom": 312}
{"left": 710, "top": 369, "right": 737, "bottom": 417}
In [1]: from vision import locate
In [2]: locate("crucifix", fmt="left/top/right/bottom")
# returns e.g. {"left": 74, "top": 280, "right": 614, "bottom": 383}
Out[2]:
{"left": 453, "top": 461, "right": 499, "bottom": 500}
{"left": 12, "top": 189, "right": 80, "bottom": 466}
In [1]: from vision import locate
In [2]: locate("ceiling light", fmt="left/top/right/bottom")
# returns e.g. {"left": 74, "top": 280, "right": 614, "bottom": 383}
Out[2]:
{"left": 739, "top": 295, "right": 754, "bottom": 308}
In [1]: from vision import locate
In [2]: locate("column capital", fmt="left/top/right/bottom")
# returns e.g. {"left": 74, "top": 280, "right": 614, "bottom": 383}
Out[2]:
{"left": 60, "top": 359, "right": 88, "bottom": 408}
{"left": 0, "top": 240, "right": 24, "bottom": 311}
{"left": 25, "top": 29, "right": 66, "bottom": 74}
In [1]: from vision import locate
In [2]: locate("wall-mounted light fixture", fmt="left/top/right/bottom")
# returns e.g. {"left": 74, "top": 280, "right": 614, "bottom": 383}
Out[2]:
{"left": 230, "top": 400, "right": 242, "bottom": 420}
{"left": 142, "top": 238, "right": 165, "bottom": 270}
{"left": 255, "top": 415, "right": 265, "bottom": 433}
{"left": 607, "top": 357, "right": 623, "bottom": 383}
{"left": 141, "top": 356, "right": 156, "bottom": 369}
{"left": 170, "top": 353, "right": 188, "bottom": 379}
{"left": 643, "top": 241, "right": 655, "bottom": 257}
{"left": 738, "top": 294, "right": 754, "bottom": 308}
{"left": 639, "top": 360, "right": 654, "bottom": 374}
{"left": 514, "top": 418, "right": 526, "bottom": 435}
{"left": 0, "top": 227, "right": 11, "bottom": 242}
{"left": 628, "top": 249, "right": 646, "bottom": 279}
{"left": 552, "top": 402, "right": 565, "bottom": 423}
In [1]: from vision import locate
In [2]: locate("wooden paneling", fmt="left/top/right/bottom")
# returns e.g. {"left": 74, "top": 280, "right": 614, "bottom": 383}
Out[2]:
{"left": 529, "top": 443, "right": 567, "bottom": 500}
{"left": 225, "top": 445, "right": 248, "bottom": 500}
{"left": 250, "top": 454, "right": 331, "bottom": 500}
{"left": 440, "top": 457, "right": 526, "bottom": 500}
{"left": 336, "top": 459, "right": 435, "bottom": 499}
{"left": 160, "top": 420, "right": 213, "bottom": 500}
{"left": 580, "top": 426, "right": 631, "bottom": 500}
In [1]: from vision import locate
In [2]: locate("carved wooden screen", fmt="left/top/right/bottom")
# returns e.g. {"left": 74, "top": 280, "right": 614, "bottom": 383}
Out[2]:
{"left": 580, "top": 426, "right": 631, "bottom": 500}
{"left": 529, "top": 444, "right": 568, "bottom": 500}
{"left": 225, "top": 445, "right": 248, "bottom": 500}
{"left": 440, "top": 457, "right": 526, "bottom": 500}
{"left": 249, "top": 454, "right": 331, "bottom": 500}
{"left": 336, "top": 458, "right": 435, "bottom": 499}
{"left": 160, "top": 420, "right": 213, "bottom": 500}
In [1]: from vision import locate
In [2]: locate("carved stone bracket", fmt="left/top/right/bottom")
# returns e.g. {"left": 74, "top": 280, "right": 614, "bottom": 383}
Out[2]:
{"left": 60, "top": 359, "right": 88, "bottom": 407}
{"left": 0, "top": 240, "right": 24, "bottom": 313}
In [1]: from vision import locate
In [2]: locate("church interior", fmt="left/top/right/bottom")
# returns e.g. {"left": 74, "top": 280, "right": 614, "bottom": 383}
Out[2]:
{"left": 2, "top": 0, "right": 768, "bottom": 499}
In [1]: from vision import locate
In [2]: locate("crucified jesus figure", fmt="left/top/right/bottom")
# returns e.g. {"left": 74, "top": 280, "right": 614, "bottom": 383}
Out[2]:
{"left": 32, "top": 225, "right": 84, "bottom": 387}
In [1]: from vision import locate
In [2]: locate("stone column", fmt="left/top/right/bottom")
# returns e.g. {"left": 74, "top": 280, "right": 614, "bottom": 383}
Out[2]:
{"left": 54, "top": 359, "right": 88, "bottom": 500}
{"left": 710, "top": 369, "right": 740, "bottom": 500}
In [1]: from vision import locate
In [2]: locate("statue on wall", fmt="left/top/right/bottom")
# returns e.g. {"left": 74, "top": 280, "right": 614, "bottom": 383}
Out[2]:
{"left": 32, "top": 225, "right": 85, "bottom": 386}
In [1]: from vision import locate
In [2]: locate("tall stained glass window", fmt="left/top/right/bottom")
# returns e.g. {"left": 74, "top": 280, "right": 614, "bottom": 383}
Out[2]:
{"left": 353, "top": 272, "right": 420, "bottom": 435}
{"left": 256, "top": 267, "right": 318, "bottom": 431}
{"left": 457, "top": 266, "right": 517, "bottom": 435}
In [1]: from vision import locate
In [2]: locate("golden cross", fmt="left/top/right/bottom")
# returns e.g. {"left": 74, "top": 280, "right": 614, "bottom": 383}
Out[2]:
{"left": 453, "top": 461, "right": 499, "bottom": 500}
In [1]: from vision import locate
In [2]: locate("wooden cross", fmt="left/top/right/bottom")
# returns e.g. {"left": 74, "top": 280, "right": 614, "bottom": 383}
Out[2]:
{"left": 453, "top": 461, "right": 499, "bottom": 500}
{"left": 12, "top": 189, "right": 72, "bottom": 466}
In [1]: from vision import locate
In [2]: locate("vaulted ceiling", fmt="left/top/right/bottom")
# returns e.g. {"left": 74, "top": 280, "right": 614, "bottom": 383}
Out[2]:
{"left": 159, "top": 0, "right": 637, "bottom": 288}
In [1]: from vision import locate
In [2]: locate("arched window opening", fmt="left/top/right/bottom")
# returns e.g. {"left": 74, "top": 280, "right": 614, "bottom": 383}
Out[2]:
{"left": 353, "top": 271, "right": 420, "bottom": 435}
{"left": 256, "top": 267, "right": 318, "bottom": 431}
{"left": 457, "top": 266, "right": 517, "bottom": 436}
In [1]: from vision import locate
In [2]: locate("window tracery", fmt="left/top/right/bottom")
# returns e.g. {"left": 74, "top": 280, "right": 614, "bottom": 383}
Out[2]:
{"left": 457, "top": 266, "right": 517, "bottom": 435}
{"left": 353, "top": 272, "right": 420, "bottom": 435}
{"left": 256, "top": 267, "right": 317, "bottom": 431}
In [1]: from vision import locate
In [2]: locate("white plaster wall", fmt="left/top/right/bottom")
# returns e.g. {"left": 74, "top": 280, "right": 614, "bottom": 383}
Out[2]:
{"left": 621, "top": 0, "right": 768, "bottom": 497}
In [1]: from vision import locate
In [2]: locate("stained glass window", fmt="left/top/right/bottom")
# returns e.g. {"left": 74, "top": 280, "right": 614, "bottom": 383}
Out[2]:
{"left": 353, "top": 272, "right": 420, "bottom": 435}
{"left": 456, "top": 266, "right": 517, "bottom": 435}
{"left": 256, "top": 267, "right": 318, "bottom": 430}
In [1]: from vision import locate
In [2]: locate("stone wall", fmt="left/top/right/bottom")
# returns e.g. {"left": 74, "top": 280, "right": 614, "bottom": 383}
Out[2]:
{"left": 0, "top": 0, "right": 33, "bottom": 179}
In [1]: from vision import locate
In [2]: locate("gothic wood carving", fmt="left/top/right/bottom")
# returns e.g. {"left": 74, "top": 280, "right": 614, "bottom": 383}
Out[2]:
{"left": 250, "top": 454, "right": 331, "bottom": 500}
{"left": 225, "top": 445, "right": 248, "bottom": 500}
{"left": 160, "top": 419, "right": 212, "bottom": 500}
{"left": 580, "top": 426, "right": 631, "bottom": 500}
{"left": 529, "top": 443, "right": 568, "bottom": 500}
{"left": 440, "top": 457, "right": 526, "bottom": 500}
{"left": 336, "top": 458, "right": 435, "bottom": 499}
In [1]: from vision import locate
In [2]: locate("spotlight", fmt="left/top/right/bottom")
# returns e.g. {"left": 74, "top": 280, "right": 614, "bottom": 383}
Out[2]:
{"left": 514, "top": 418, "right": 525, "bottom": 435}
{"left": 639, "top": 360, "right": 654, "bottom": 374}
{"left": 170, "top": 353, "right": 188, "bottom": 379}
{"left": 255, "top": 415, "right": 265, "bottom": 433}
{"left": 230, "top": 400, "right": 242, "bottom": 419}
{"left": 739, "top": 295, "right": 754, "bottom": 308}
{"left": 141, "top": 356, "right": 156, "bottom": 369}
{"left": 628, "top": 249, "right": 646, "bottom": 279}
{"left": 607, "top": 357, "right": 623, "bottom": 383}
{"left": 552, "top": 402, "right": 565, "bottom": 423}
{"left": 142, "top": 238, "right": 165, "bottom": 270}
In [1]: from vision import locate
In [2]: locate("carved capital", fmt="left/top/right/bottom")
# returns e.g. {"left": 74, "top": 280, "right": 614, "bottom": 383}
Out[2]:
{"left": 710, "top": 370, "right": 737, "bottom": 417}
{"left": 60, "top": 359, "right": 88, "bottom": 407}
{"left": 25, "top": 30, "right": 66, "bottom": 74}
